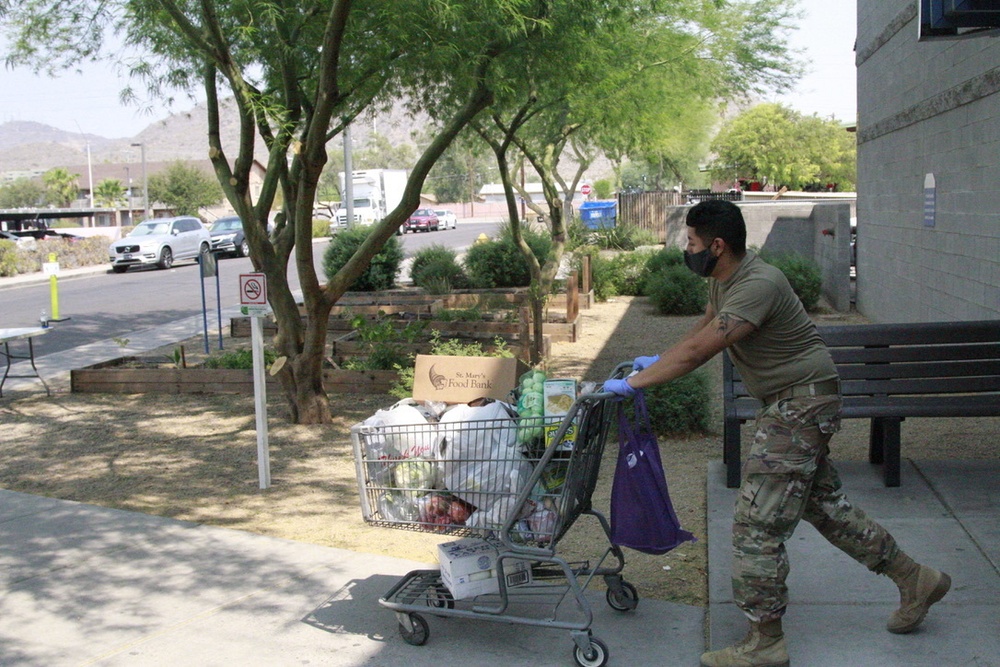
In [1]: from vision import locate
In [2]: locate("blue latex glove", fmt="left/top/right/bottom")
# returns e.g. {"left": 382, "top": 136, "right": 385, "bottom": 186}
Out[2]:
{"left": 632, "top": 354, "right": 660, "bottom": 371}
{"left": 602, "top": 377, "right": 636, "bottom": 397}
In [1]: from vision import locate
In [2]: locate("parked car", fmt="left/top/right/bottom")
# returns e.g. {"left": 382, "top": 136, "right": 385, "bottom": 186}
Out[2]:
{"left": 405, "top": 208, "right": 439, "bottom": 233}
{"left": 0, "top": 230, "right": 34, "bottom": 247}
{"left": 434, "top": 209, "right": 457, "bottom": 230}
{"left": 108, "top": 216, "right": 211, "bottom": 273}
{"left": 3, "top": 227, "right": 83, "bottom": 243}
{"left": 209, "top": 216, "right": 250, "bottom": 258}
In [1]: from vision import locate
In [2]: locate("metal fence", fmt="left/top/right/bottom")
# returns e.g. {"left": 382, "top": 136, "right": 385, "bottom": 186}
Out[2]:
{"left": 615, "top": 190, "right": 744, "bottom": 238}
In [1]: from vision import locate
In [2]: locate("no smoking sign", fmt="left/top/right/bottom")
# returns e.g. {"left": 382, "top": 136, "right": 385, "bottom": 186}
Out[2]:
{"left": 240, "top": 273, "right": 268, "bottom": 305}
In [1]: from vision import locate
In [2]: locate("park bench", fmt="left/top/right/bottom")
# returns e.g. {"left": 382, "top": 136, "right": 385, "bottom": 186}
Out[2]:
{"left": 722, "top": 319, "right": 1000, "bottom": 488}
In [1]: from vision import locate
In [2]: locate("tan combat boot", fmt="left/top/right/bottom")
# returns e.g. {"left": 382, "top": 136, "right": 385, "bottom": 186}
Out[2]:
{"left": 700, "top": 619, "right": 789, "bottom": 667}
{"left": 884, "top": 553, "right": 951, "bottom": 634}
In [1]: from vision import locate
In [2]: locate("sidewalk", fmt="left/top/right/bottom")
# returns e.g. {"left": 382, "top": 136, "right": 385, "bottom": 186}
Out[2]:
{"left": 0, "top": 488, "right": 704, "bottom": 666}
{"left": 707, "top": 459, "right": 1000, "bottom": 666}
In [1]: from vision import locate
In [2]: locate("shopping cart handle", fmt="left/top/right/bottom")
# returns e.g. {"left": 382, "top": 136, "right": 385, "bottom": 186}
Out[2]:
{"left": 611, "top": 361, "right": 634, "bottom": 379}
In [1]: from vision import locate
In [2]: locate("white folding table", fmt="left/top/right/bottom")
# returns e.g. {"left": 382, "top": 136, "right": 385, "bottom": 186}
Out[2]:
{"left": 0, "top": 327, "right": 51, "bottom": 397}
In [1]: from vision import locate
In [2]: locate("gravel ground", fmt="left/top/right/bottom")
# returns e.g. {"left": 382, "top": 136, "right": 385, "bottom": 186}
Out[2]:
{"left": 0, "top": 295, "right": 996, "bottom": 609}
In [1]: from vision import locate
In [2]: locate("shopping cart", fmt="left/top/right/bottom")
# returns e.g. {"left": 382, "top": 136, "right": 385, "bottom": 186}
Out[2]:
{"left": 350, "top": 366, "right": 636, "bottom": 667}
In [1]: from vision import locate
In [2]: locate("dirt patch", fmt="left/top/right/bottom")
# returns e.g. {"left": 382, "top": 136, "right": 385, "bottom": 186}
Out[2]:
{"left": 1, "top": 297, "right": 996, "bottom": 609}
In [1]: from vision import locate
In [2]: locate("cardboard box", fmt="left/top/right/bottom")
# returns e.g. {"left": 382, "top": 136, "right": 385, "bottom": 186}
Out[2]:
{"left": 543, "top": 379, "right": 578, "bottom": 451}
{"left": 438, "top": 537, "right": 532, "bottom": 599}
{"left": 543, "top": 379, "right": 577, "bottom": 418}
{"left": 413, "top": 355, "right": 524, "bottom": 404}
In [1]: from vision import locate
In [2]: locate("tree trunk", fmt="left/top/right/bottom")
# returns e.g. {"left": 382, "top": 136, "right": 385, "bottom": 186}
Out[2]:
{"left": 530, "top": 294, "right": 545, "bottom": 365}
{"left": 284, "top": 351, "right": 332, "bottom": 424}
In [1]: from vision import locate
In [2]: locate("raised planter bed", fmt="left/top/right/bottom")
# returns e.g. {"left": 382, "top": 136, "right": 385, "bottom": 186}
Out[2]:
{"left": 327, "top": 330, "right": 550, "bottom": 366}
{"left": 231, "top": 313, "right": 578, "bottom": 344}
{"left": 70, "top": 357, "right": 398, "bottom": 395}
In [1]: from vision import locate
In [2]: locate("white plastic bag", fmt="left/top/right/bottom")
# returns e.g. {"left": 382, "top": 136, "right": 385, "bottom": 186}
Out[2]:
{"left": 437, "top": 401, "right": 532, "bottom": 518}
{"left": 359, "top": 402, "right": 441, "bottom": 461}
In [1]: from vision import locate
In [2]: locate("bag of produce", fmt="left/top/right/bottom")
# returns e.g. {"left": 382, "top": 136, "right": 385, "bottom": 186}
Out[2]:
{"left": 516, "top": 369, "right": 547, "bottom": 445}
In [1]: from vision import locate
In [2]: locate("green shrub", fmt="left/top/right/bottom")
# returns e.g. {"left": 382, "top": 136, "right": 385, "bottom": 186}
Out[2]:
{"left": 565, "top": 219, "right": 591, "bottom": 251}
{"left": 759, "top": 250, "right": 823, "bottom": 311}
{"left": 434, "top": 307, "right": 483, "bottom": 322}
{"left": 632, "top": 371, "right": 713, "bottom": 436}
{"left": 573, "top": 246, "right": 616, "bottom": 301}
{"left": 593, "top": 179, "right": 614, "bottom": 200}
{"left": 645, "top": 264, "right": 707, "bottom": 315}
{"left": 0, "top": 240, "right": 19, "bottom": 277}
{"left": 570, "top": 222, "right": 658, "bottom": 251}
{"left": 604, "top": 248, "right": 659, "bottom": 296}
{"left": 631, "top": 227, "right": 660, "bottom": 247}
{"left": 322, "top": 226, "right": 403, "bottom": 291}
{"left": 339, "top": 315, "right": 426, "bottom": 372}
{"left": 312, "top": 218, "right": 331, "bottom": 238}
{"left": 8, "top": 236, "right": 111, "bottom": 275}
{"left": 463, "top": 225, "right": 551, "bottom": 288}
{"left": 644, "top": 246, "right": 685, "bottom": 275}
{"left": 410, "top": 244, "right": 468, "bottom": 291}
{"left": 586, "top": 224, "right": 639, "bottom": 251}
{"left": 202, "top": 347, "right": 279, "bottom": 369}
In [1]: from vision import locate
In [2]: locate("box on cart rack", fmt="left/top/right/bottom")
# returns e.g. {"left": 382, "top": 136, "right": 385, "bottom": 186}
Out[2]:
{"left": 438, "top": 537, "right": 532, "bottom": 600}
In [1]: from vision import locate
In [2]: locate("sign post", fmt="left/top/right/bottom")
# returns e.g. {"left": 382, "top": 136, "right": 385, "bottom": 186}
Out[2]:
{"left": 240, "top": 273, "right": 271, "bottom": 489}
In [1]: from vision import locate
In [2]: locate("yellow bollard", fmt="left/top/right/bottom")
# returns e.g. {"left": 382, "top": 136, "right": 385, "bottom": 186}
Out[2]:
{"left": 48, "top": 253, "right": 60, "bottom": 320}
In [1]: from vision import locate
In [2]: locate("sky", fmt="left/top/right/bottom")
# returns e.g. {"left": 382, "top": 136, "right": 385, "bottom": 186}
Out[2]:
{"left": 772, "top": 1, "right": 858, "bottom": 122}
{"left": 0, "top": 0, "right": 857, "bottom": 138}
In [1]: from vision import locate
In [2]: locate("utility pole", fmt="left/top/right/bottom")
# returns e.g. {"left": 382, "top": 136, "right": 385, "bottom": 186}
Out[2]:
{"left": 344, "top": 125, "right": 354, "bottom": 229}
{"left": 131, "top": 142, "right": 149, "bottom": 220}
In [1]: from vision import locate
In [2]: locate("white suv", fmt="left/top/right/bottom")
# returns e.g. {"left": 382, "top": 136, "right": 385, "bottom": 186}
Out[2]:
{"left": 434, "top": 209, "right": 458, "bottom": 230}
{"left": 109, "top": 216, "right": 211, "bottom": 273}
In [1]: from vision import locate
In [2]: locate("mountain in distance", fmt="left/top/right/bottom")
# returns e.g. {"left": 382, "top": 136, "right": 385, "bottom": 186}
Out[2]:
{"left": 0, "top": 99, "right": 419, "bottom": 175}
{"left": 0, "top": 100, "right": 609, "bottom": 185}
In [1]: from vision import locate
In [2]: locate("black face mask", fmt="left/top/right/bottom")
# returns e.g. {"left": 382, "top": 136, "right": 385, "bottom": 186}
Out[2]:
{"left": 684, "top": 247, "right": 718, "bottom": 277}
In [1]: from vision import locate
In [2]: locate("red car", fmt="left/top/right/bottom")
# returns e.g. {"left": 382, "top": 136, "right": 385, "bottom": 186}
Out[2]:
{"left": 404, "top": 208, "right": 439, "bottom": 233}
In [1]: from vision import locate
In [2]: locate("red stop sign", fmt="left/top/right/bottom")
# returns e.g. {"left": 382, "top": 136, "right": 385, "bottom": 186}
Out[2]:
{"left": 581, "top": 184, "right": 592, "bottom": 195}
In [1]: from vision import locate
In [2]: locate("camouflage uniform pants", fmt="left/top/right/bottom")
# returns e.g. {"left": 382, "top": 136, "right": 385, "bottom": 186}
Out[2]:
{"left": 732, "top": 395, "right": 902, "bottom": 622}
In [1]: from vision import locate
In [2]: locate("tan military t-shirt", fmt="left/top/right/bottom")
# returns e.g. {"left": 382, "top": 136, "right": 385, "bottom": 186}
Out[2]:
{"left": 709, "top": 251, "right": 837, "bottom": 400}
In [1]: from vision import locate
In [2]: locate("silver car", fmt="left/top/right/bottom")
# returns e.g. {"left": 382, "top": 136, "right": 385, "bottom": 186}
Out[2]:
{"left": 109, "top": 216, "right": 211, "bottom": 273}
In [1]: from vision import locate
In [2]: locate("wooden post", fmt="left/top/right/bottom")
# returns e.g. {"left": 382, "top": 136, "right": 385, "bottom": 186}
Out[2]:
{"left": 566, "top": 270, "right": 579, "bottom": 324}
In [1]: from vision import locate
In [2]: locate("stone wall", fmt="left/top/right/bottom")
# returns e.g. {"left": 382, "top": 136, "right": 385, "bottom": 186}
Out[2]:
{"left": 855, "top": 0, "right": 1000, "bottom": 322}
{"left": 662, "top": 201, "right": 854, "bottom": 312}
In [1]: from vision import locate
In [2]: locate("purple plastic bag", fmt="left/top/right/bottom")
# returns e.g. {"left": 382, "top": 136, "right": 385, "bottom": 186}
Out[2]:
{"left": 610, "top": 391, "right": 695, "bottom": 555}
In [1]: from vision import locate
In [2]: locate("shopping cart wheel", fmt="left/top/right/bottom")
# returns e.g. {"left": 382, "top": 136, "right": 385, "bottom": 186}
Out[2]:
{"left": 573, "top": 636, "right": 609, "bottom": 667}
{"left": 398, "top": 612, "right": 429, "bottom": 646}
{"left": 427, "top": 586, "right": 455, "bottom": 611}
{"left": 605, "top": 580, "right": 639, "bottom": 611}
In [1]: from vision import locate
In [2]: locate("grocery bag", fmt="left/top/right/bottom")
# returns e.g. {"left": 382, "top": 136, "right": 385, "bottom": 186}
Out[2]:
{"left": 359, "top": 402, "right": 440, "bottom": 461}
{"left": 610, "top": 391, "right": 695, "bottom": 554}
{"left": 437, "top": 401, "right": 531, "bottom": 521}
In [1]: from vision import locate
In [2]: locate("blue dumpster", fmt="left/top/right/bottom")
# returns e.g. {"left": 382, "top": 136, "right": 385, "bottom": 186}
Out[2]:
{"left": 578, "top": 200, "right": 617, "bottom": 229}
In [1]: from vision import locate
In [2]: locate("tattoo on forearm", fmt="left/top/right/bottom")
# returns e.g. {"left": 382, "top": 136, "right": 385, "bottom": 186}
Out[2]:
{"left": 716, "top": 314, "right": 751, "bottom": 340}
